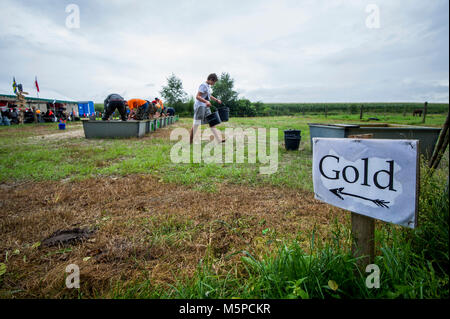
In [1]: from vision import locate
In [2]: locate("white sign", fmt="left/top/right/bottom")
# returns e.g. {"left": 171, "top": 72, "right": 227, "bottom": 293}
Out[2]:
{"left": 312, "top": 138, "right": 419, "bottom": 228}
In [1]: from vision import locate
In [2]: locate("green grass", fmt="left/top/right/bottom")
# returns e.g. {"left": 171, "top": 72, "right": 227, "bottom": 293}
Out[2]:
{"left": 1, "top": 114, "right": 446, "bottom": 192}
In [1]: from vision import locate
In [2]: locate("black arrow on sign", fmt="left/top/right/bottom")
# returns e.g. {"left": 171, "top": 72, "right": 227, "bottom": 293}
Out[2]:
{"left": 329, "top": 187, "right": 390, "bottom": 208}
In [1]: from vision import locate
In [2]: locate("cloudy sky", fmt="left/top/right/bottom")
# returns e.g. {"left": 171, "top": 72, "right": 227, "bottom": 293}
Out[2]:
{"left": 0, "top": 0, "right": 448, "bottom": 103}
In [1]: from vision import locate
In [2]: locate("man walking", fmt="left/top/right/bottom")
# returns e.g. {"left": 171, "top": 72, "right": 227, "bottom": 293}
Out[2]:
{"left": 190, "top": 73, "right": 224, "bottom": 144}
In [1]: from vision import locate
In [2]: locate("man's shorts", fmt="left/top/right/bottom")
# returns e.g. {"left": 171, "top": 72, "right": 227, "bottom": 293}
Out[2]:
{"left": 193, "top": 105, "right": 211, "bottom": 125}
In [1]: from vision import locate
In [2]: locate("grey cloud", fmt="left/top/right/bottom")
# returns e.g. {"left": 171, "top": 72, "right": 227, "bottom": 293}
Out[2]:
{"left": 0, "top": 0, "right": 448, "bottom": 103}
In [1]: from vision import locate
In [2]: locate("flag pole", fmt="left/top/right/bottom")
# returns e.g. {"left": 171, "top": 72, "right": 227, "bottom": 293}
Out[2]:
{"left": 35, "top": 76, "right": 40, "bottom": 98}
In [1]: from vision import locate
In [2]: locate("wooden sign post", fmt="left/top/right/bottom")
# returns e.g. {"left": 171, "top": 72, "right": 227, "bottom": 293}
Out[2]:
{"left": 351, "top": 213, "right": 374, "bottom": 266}
{"left": 312, "top": 136, "right": 419, "bottom": 268}
{"left": 348, "top": 134, "right": 374, "bottom": 266}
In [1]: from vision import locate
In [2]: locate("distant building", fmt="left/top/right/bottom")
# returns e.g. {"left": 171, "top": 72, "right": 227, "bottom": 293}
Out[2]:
{"left": 0, "top": 93, "right": 79, "bottom": 115}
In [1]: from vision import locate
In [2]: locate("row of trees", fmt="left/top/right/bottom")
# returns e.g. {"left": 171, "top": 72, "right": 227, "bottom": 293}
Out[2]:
{"left": 159, "top": 74, "right": 449, "bottom": 117}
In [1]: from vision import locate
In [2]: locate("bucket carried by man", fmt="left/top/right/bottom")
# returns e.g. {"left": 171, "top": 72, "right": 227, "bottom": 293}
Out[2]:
{"left": 206, "top": 103, "right": 230, "bottom": 127}
{"left": 206, "top": 111, "right": 221, "bottom": 127}
{"left": 217, "top": 105, "right": 229, "bottom": 122}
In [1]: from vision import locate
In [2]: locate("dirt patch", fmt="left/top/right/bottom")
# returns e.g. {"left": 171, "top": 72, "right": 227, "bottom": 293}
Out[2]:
{"left": 29, "top": 127, "right": 84, "bottom": 141}
{"left": 143, "top": 124, "right": 176, "bottom": 140}
{"left": 21, "top": 122, "right": 224, "bottom": 143}
{"left": 0, "top": 123, "right": 83, "bottom": 139}
{"left": 0, "top": 175, "right": 345, "bottom": 298}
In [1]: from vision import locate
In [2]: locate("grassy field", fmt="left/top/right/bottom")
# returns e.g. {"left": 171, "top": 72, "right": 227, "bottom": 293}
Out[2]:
{"left": 0, "top": 113, "right": 446, "bottom": 185}
{"left": 0, "top": 113, "right": 448, "bottom": 298}
{"left": 263, "top": 102, "right": 449, "bottom": 116}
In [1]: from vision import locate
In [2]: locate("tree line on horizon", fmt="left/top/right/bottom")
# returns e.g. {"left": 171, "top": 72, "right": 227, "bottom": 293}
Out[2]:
{"left": 94, "top": 73, "right": 449, "bottom": 117}
{"left": 158, "top": 73, "right": 449, "bottom": 117}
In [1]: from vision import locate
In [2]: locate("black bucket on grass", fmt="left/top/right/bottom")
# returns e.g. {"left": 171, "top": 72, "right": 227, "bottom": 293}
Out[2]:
{"left": 206, "top": 111, "right": 222, "bottom": 127}
{"left": 284, "top": 129, "right": 301, "bottom": 151}
{"left": 218, "top": 107, "right": 230, "bottom": 122}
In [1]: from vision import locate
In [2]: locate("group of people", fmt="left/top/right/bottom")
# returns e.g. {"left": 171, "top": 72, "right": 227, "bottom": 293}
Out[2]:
{"left": 99, "top": 73, "right": 225, "bottom": 144}
{"left": 0, "top": 107, "right": 41, "bottom": 125}
{"left": 102, "top": 73, "right": 226, "bottom": 145}
{"left": 1, "top": 107, "right": 19, "bottom": 125}
{"left": 2, "top": 73, "right": 223, "bottom": 146}
{"left": 102, "top": 95, "right": 175, "bottom": 121}
{"left": 0, "top": 106, "right": 75, "bottom": 126}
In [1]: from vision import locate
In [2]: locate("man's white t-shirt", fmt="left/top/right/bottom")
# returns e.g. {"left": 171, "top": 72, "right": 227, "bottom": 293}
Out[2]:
{"left": 194, "top": 82, "right": 211, "bottom": 110}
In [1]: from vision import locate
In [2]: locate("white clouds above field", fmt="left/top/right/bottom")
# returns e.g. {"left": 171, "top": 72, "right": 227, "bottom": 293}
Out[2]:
{"left": 0, "top": 0, "right": 448, "bottom": 103}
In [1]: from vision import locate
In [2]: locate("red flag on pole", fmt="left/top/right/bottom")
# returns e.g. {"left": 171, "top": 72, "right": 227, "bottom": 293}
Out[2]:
{"left": 35, "top": 76, "right": 40, "bottom": 93}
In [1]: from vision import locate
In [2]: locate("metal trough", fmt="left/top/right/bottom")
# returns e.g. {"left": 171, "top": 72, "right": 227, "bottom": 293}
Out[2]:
{"left": 145, "top": 120, "right": 156, "bottom": 134}
{"left": 308, "top": 123, "right": 441, "bottom": 157}
{"left": 82, "top": 119, "right": 149, "bottom": 138}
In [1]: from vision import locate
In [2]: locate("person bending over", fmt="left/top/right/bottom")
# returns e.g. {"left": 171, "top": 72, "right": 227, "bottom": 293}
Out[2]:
{"left": 167, "top": 107, "right": 175, "bottom": 116}
{"left": 152, "top": 98, "right": 165, "bottom": 118}
{"left": 190, "top": 73, "right": 224, "bottom": 144}
{"left": 146, "top": 100, "right": 157, "bottom": 119}
{"left": 128, "top": 98, "right": 150, "bottom": 120}
{"left": 156, "top": 98, "right": 165, "bottom": 116}
{"left": 102, "top": 93, "right": 128, "bottom": 121}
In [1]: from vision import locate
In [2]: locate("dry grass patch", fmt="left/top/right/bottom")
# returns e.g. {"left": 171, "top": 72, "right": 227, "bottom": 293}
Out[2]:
{"left": 0, "top": 175, "right": 345, "bottom": 298}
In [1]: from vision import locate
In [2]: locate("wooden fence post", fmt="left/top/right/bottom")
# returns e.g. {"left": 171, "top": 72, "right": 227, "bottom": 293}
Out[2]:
{"left": 432, "top": 132, "right": 450, "bottom": 170}
{"left": 360, "top": 105, "right": 363, "bottom": 120}
{"left": 429, "top": 112, "right": 449, "bottom": 169}
{"left": 423, "top": 101, "right": 428, "bottom": 123}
